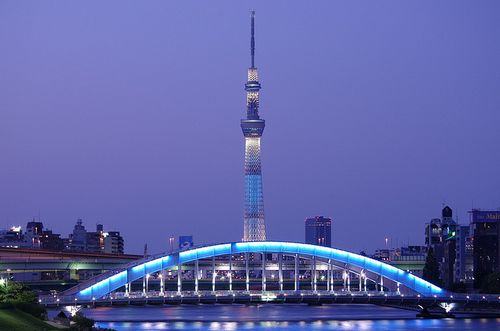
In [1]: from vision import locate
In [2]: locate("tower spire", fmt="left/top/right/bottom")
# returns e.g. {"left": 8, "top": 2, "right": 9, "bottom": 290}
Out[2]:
{"left": 242, "top": 10, "right": 266, "bottom": 242}
{"left": 250, "top": 10, "right": 255, "bottom": 68}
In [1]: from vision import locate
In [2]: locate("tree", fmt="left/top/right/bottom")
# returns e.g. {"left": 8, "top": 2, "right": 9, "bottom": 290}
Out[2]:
{"left": 71, "top": 312, "right": 95, "bottom": 330}
{"left": 480, "top": 272, "right": 500, "bottom": 294}
{"left": 0, "top": 281, "right": 36, "bottom": 305}
{"left": 423, "top": 247, "right": 441, "bottom": 287}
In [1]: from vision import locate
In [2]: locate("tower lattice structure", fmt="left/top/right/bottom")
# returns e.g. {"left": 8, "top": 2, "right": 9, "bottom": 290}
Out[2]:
{"left": 241, "top": 11, "right": 266, "bottom": 241}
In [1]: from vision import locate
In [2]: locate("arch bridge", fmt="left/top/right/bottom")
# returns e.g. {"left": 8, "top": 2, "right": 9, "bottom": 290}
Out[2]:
{"left": 45, "top": 242, "right": 445, "bottom": 304}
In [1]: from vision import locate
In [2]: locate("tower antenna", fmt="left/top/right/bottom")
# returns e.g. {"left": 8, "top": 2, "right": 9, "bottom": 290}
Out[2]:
{"left": 250, "top": 10, "right": 255, "bottom": 68}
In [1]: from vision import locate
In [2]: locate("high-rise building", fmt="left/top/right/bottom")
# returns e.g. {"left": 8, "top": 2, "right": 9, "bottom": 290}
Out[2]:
{"left": 69, "top": 219, "right": 87, "bottom": 251}
{"left": 104, "top": 231, "right": 124, "bottom": 255}
{"left": 179, "top": 235, "right": 194, "bottom": 250}
{"left": 242, "top": 11, "right": 266, "bottom": 242}
{"left": 86, "top": 224, "right": 105, "bottom": 253}
{"left": 454, "top": 225, "right": 473, "bottom": 285}
{"left": 441, "top": 207, "right": 458, "bottom": 288}
{"left": 25, "top": 220, "right": 44, "bottom": 248}
{"left": 305, "top": 216, "right": 332, "bottom": 247}
{"left": 424, "top": 206, "right": 457, "bottom": 288}
{"left": 470, "top": 209, "right": 500, "bottom": 288}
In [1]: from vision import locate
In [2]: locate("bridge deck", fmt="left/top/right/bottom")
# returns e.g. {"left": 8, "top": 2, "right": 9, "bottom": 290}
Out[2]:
{"left": 40, "top": 290, "right": 500, "bottom": 316}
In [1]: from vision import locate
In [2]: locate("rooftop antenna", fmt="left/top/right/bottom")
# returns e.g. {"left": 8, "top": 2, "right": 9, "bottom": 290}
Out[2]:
{"left": 250, "top": 10, "right": 256, "bottom": 68}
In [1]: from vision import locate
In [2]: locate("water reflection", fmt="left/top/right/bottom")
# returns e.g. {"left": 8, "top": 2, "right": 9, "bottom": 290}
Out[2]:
{"left": 87, "top": 305, "right": 500, "bottom": 330}
{"left": 97, "top": 319, "right": 500, "bottom": 330}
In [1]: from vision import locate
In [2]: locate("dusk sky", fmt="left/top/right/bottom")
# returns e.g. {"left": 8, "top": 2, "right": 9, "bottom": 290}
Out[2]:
{"left": 1, "top": 1, "right": 499, "bottom": 255}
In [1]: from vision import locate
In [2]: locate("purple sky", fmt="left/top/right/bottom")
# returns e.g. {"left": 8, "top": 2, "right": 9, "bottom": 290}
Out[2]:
{"left": 1, "top": 1, "right": 500, "bottom": 255}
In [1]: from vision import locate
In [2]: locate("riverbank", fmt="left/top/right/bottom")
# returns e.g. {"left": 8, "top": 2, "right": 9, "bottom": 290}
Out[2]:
{"left": 0, "top": 308, "right": 60, "bottom": 330}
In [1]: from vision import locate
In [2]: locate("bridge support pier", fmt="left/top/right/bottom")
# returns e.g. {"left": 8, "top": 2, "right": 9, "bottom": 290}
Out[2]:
{"left": 212, "top": 255, "right": 216, "bottom": 293}
{"left": 294, "top": 253, "right": 299, "bottom": 292}
{"left": 359, "top": 270, "right": 363, "bottom": 292}
{"left": 261, "top": 253, "right": 266, "bottom": 292}
{"left": 379, "top": 275, "right": 384, "bottom": 293}
{"left": 177, "top": 263, "right": 182, "bottom": 294}
{"left": 229, "top": 251, "right": 233, "bottom": 292}
{"left": 278, "top": 253, "right": 283, "bottom": 292}
{"left": 312, "top": 256, "right": 317, "bottom": 292}
{"left": 347, "top": 271, "right": 351, "bottom": 292}
{"left": 125, "top": 282, "right": 130, "bottom": 297}
{"left": 194, "top": 260, "right": 199, "bottom": 293}
{"left": 142, "top": 275, "right": 149, "bottom": 296}
{"left": 329, "top": 261, "right": 334, "bottom": 292}
{"left": 326, "top": 259, "right": 330, "bottom": 292}
{"left": 160, "top": 272, "right": 165, "bottom": 296}
{"left": 245, "top": 253, "right": 249, "bottom": 292}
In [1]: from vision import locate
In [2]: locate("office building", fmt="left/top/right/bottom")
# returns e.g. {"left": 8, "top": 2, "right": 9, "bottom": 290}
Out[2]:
{"left": 454, "top": 225, "right": 473, "bottom": 285}
{"left": 69, "top": 219, "right": 87, "bottom": 251}
{"left": 424, "top": 206, "right": 457, "bottom": 288}
{"left": 104, "top": 231, "right": 124, "bottom": 254}
{"left": 179, "top": 236, "right": 194, "bottom": 250}
{"left": 470, "top": 209, "right": 500, "bottom": 288}
{"left": 305, "top": 216, "right": 332, "bottom": 247}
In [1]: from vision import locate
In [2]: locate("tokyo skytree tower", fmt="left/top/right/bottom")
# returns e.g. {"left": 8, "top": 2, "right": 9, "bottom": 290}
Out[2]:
{"left": 241, "top": 11, "right": 266, "bottom": 241}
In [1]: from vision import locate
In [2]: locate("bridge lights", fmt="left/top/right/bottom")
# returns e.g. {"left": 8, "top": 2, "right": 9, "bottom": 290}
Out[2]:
{"left": 38, "top": 299, "right": 42, "bottom": 303}
{"left": 417, "top": 294, "right": 421, "bottom": 298}
{"left": 466, "top": 295, "right": 470, "bottom": 299}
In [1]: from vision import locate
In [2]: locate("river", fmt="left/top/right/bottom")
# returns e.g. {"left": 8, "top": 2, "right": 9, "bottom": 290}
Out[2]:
{"left": 67, "top": 304, "right": 500, "bottom": 330}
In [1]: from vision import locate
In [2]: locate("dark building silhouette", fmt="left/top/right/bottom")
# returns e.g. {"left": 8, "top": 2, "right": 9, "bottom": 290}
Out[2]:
{"left": 39, "top": 229, "right": 64, "bottom": 251}
{"left": 454, "top": 225, "right": 473, "bottom": 285}
{"left": 69, "top": 219, "right": 87, "bottom": 251}
{"left": 470, "top": 209, "right": 500, "bottom": 288}
{"left": 305, "top": 216, "right": 332, "bottom": 247}
{"left": 425, "top": 206, "right": 457, "bottom": 288}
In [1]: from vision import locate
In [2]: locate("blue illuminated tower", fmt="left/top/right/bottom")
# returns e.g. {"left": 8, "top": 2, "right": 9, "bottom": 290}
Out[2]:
{"left": 242, "top": 11, "right": 266, "bottom": 241}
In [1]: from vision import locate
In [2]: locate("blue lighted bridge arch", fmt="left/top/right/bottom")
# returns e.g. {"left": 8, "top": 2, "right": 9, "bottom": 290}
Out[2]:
{"left": 63, "top": 242, "right": 444, "bottom": 300}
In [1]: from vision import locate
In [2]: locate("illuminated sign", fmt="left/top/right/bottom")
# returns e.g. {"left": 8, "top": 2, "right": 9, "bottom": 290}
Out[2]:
{"left": 471, "top": 210, "right": 500, "bottom": 222}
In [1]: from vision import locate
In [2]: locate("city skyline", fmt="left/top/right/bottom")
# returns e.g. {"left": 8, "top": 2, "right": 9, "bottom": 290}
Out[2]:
{"left": 1, "top": 1, "right": 500, "bottom": 255}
